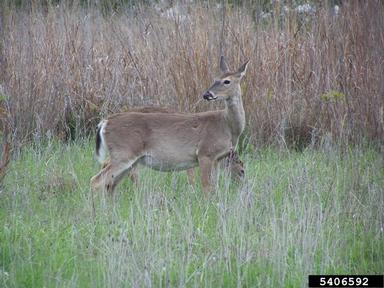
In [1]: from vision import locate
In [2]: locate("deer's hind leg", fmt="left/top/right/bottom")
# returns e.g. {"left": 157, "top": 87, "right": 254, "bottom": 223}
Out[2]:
{"left": 98, "top": 158, "right": 139, "bottom": 186}
{"left": 90, "top": 161, "right": 111, "bottom": 191}
{"left": 90, "top": 157, "right": 139, "bottom": 196}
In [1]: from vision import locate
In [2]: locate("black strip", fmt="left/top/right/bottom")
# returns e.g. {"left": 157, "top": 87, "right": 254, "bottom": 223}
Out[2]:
{"left": 95, "top": 125, "right": 101, "bottom": 157}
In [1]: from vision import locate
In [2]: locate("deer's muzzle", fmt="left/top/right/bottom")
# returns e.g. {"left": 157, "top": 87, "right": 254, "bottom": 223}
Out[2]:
{"left": 203, "top": 91, "right": 217, "bottom": 101}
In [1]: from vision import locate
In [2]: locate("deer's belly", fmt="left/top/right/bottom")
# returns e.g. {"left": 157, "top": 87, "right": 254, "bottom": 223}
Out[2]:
{"left": 139, "top": 155, "right": 198, "bottom": 172}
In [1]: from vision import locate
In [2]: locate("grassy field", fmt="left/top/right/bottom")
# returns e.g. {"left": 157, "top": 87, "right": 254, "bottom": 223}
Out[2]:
{"left": 0, "top": 140, "right": 383, "bottom": 287}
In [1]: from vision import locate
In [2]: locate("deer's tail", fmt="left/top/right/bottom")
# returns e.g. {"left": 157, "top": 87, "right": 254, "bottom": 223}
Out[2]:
{"left": 95, "top": 120, "right": 108, "bottom": 163}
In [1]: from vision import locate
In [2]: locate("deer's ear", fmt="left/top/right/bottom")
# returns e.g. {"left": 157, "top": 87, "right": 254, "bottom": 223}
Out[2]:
{"left": 235, "top": 59, "right": 250, "bottom": 79}
{"left": 220, "top": 56, "right": 229, "bottom": 73}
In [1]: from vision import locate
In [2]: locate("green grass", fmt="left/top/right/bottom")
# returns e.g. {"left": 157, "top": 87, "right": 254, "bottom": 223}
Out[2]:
{"left": 0, "top": 140, "right": 383, "bottom": 287}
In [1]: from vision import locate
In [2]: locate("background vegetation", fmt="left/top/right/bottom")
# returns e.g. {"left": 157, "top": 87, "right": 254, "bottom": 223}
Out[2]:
{"left": 0, "top": 0, "right": 383, "bottom": 148}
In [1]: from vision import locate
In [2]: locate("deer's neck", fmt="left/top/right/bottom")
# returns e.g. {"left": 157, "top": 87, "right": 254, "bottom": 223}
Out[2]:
{"left": 224, "top": 90, "right": 245, "bottom": 147}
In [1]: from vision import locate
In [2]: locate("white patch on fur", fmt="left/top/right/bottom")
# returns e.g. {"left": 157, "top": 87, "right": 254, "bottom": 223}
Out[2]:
{"left": 96, "top": 120, "right": 108, "bottom": 163}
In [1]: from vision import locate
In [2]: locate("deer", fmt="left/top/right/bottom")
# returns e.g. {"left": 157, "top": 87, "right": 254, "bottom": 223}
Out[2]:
{"left": 99, "top": 146, "right": 244, "bottom": 186}
{"left": 97, "top": 106, "right": 245, "bottom": 186}
{"left": 90, "top": 56, "right": 249, "bottom": 196}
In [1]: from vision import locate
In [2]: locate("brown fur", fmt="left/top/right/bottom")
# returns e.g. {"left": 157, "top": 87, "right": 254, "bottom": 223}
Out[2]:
{"left": 101, "top": 105, "right": 245, "bottom": 185}
{"left": 100, "top": 148, "right": 244, "bottom": 186}
{"left": 90, "top": 57, "right": 249, "bottom": 195}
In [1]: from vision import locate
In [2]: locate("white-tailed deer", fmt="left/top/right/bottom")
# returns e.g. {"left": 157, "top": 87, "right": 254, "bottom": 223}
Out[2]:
{"left": 100, "top": 146, "right": 244, "bottom": 186}
{"left": 98, "top": 106, "right": 245, "bottom": 185}
{"left": 90, "top": 56, "right": 249, "bottom": 195}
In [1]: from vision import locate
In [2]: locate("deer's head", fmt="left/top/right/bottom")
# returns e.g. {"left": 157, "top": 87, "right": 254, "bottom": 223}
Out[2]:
{"left": 203, "top": 56, "right": 249, "bottom": 101}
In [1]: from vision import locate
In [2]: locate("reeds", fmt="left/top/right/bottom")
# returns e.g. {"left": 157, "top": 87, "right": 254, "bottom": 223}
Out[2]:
{"left": 1, "top": 1, "right": 383, "bottom": 147}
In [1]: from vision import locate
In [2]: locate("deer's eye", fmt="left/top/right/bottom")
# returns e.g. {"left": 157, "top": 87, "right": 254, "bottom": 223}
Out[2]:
{"left": 223, "top": 80, "right": 231, "bottom": 85}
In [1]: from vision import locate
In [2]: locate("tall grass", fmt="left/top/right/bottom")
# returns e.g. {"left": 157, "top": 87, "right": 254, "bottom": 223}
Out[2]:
{"left": 0, "top": 1, "right": 383, "bottom": 147}
{"left": 0, "top": 140, "right": 383, "bottom": 287}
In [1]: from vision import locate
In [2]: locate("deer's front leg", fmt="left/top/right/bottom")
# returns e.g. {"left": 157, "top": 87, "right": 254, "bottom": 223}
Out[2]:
{"left": 198, "top": 156, "right": 216, "bottom": 196}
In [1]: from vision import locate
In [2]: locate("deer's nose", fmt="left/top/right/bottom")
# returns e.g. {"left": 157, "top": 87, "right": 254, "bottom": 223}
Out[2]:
{"left": 203, "top": 91, "right": 215, "bottom": 100}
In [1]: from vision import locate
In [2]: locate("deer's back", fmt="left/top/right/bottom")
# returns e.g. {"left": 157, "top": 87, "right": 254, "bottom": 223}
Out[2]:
{"left": 104, "top": 111, "right": 230, "bottom": 160}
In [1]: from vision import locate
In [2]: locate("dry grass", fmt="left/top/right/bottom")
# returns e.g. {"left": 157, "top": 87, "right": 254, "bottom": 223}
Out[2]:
{"left": 0, "top": 1, "right": 383, "bottom": 147}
